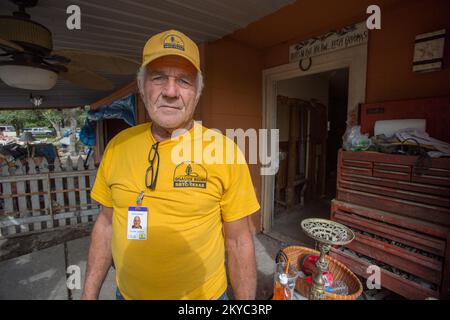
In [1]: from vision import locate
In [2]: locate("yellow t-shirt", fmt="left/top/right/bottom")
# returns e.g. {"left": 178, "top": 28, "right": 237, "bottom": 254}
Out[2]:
{"left": 91, "top": 121, "right": 260, "bottom": 300}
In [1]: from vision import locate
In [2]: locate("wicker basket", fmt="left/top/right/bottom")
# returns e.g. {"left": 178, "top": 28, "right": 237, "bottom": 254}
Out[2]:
{"left": 281, "top": 246, "right": 363, "bottom": 300}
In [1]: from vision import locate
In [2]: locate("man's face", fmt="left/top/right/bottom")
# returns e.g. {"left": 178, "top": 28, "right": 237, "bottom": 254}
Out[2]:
{"left": 142, "top": 55, "right": 199, "bottom": 130}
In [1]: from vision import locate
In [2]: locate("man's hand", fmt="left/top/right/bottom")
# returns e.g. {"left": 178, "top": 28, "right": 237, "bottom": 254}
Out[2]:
{"left": 223, "top": 216, "right": 257, "bottom": 300}
{"left": 81, "top": 206, "right": 113, "bottom": 300}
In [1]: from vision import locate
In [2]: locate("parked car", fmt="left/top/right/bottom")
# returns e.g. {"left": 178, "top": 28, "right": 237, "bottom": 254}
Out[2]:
{"left": 23, "top": 127, "right": 53, "bottom": 136}
{"left": 0, "top": 125, "right": 17, "bottom": 137}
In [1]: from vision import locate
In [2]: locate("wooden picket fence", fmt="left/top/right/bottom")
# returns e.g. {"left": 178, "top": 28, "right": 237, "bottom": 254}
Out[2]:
{"left": 0, "top": 156, "right": 100, "bottom": 238}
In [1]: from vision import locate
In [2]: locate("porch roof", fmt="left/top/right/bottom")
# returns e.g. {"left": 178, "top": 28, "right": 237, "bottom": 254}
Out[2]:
{"left": 0, "top": 0, "right": 295, "bottom": 109}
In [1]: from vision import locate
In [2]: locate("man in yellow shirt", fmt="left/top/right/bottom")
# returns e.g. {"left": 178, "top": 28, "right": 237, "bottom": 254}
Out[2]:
{"left": 81, "top": 29, "right": 260, "bottom": 300}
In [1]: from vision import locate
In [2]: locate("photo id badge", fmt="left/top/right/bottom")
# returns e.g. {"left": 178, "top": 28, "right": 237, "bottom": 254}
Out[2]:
{"left": 127, "top": 206, "right": 148, "bottom": 240}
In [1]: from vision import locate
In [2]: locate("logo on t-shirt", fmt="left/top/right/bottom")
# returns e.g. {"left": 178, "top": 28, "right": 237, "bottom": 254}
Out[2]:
{"left": 173, "top": 162, "right": 207, "bottom": 188}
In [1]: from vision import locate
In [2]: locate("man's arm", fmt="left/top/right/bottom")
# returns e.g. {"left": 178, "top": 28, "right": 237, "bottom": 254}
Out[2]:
{"left": 81, "top": 206, "right": 113, "bottom": 300}
{"left": 223, "top": 216, "right": 257, "bottom": 300}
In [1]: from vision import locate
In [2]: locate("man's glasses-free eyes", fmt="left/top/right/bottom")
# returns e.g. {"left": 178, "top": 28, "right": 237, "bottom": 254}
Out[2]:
{"left": 149, "top": 74, "right": 194, "bottom": 89}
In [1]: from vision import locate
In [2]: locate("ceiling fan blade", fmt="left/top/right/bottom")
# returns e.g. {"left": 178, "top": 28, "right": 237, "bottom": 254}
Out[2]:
{"left": 52, "top": 49, "right": 140, "bottom": 75}
{"left": 0, "top": 38, "right": 24, "bottom": 52}
{"left": 59, "top": 64, "right": 115, "bottom": 91}
{"left": 44, "top": 54, "right": 71, "bottom": 64}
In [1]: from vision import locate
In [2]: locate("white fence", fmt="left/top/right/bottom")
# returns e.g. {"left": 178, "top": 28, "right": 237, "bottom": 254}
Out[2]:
{"left": 0, "top": 156, "right": 99, "bottom": 238}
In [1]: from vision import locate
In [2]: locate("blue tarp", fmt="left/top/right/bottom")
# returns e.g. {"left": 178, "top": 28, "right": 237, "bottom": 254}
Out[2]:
{"left": 88, "top": 94, "right": 136, "bottom": 127}
{"left": 79, "top": 120, "right": 96, "bottom": 147}
{"left": 79, "top": 94, "right": 136, "bottom": 146}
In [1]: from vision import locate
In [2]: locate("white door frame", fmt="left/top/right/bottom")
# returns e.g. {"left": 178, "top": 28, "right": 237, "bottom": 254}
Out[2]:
{"left": 261, "top": 43, "right": 368, "bottom": 234}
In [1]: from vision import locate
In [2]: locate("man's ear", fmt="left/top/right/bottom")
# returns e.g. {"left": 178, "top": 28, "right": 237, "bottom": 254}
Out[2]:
{"left": 194, "top": 93, "right": 202, "bottom": 106}
{"left": 138, "top": 85, "right": 146, "bottom": 103}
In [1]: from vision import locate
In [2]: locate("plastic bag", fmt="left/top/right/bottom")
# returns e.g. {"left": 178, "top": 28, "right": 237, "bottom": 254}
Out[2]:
{"left": 342, "top": 126, "right": 371, "bottom": 151}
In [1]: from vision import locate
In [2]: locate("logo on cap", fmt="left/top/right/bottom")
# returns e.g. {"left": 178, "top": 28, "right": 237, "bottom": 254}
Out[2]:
{"left": 163, "top": 35, "right": 185, "bottom": 51}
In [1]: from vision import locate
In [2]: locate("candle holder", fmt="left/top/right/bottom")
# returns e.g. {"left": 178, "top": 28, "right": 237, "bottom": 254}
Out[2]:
{"left": 301, "top": 218, "right": 355, "bottom": 300}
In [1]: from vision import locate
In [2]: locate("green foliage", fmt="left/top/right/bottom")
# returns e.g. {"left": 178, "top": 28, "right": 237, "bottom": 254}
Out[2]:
{"left": 0, "top": 110, "right": 45, "bottom": 134}
{"left": 0, "top": 108, "right": 87, "bottom": 134}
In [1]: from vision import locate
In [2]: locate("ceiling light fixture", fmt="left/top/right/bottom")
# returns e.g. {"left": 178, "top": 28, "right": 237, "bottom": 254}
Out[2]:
{"left": 0, "top": 65, "right": 58, "bottom": 90}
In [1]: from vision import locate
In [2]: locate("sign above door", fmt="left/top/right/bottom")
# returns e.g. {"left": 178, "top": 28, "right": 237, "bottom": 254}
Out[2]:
{"left": 289, "top": 22, "right": 368, "bottom": 63}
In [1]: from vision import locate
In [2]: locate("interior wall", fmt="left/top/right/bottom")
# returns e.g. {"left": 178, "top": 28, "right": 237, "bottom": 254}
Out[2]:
{"left": 277, "top": 73, "right": 330, "bottom": 142}
{"left": 277, "top": 74, "right": 330, "bottom": 104}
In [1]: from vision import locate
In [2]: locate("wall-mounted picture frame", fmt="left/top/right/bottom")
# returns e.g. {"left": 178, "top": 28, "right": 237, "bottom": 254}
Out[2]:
{"left": 413, "top": 29, "right": 446, "bottom": 73}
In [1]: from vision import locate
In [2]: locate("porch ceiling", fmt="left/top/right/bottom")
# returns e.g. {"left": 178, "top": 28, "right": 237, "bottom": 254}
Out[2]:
{"left": 0, "top": 0, "right": 295, "bottom": 109}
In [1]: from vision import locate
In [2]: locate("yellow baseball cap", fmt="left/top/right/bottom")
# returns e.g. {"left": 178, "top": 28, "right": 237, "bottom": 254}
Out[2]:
{"left": 141, "top": 29, "right": 200, "bottom": 71}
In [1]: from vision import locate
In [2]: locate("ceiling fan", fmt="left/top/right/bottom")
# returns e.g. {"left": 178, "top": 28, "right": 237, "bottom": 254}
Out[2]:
{"left": 0, "top": 0, "right": 140, "bottom": 91}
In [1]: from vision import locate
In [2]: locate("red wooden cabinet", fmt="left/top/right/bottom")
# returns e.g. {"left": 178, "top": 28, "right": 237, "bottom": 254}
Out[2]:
{"left": 330, "top": 149, "right": 450, "bottom": 299}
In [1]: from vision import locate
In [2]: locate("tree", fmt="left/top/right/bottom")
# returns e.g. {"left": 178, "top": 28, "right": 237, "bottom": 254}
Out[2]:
{"left": 41, "top": 109, "right": 64, "bottom": 139}
{"left": 39, "top": 108, "right": 86, "bottom": 142}
{"left": 41, "top": 108, "right": 86, "bottom": 155}
{"left": 0, "top": 110, "right": 45, "bottom": 136}
{"left": 68, "top": 109, "right": 79, "bottom": 155}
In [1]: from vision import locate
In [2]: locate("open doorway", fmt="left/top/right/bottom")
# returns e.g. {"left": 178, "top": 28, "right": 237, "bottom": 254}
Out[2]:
{"left": 261, "top": 41, "right": 367, "bottom": 240}
{"left": 270, "top": 69, "right": 349, "bottom": 243}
